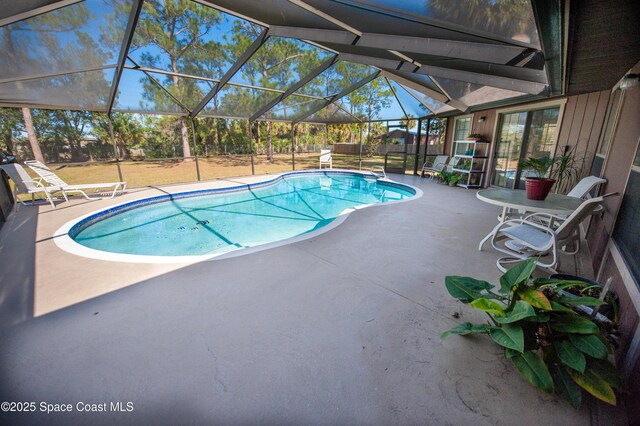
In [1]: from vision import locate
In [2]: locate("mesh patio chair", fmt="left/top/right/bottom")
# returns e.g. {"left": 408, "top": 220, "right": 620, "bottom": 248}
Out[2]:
{"left": 420, "top": 155, "right": 449, "bottom": 178}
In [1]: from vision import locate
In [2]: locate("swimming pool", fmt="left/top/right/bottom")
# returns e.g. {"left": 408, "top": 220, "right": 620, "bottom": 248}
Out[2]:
{"left": 55, "top": 171, "right": 420, "bottom": 263}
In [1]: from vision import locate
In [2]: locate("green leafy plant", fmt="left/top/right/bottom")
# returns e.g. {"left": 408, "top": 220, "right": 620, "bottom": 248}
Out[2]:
{"left": 519, "top": 155, "right": 557, "bottom": 179}
{"left": 458, "top": 159, "right": 472, "bottom": 170}
{"left": 551, "top": 145, "right": 586, "bottom": 194}
{"left": 448, "top": 174, "right": 462, "bottom": 186}
{"left": 467, "top": 133, "right": 483, "bottom": 140}
{"left": 442, "top": 259, "right": 622, "bottom": 408}
{"left": 437, "top": 170, "right": 452, "bottom": 184}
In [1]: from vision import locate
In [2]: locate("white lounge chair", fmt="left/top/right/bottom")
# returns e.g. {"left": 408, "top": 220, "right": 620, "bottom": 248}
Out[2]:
{"left": 0, "top": 163, "right": 61, "bottom": 208}
{"left": 25, "top": 160, "right": 126, "bottom": 200}
{"left": 421, "top": 155, "right": 448, "bottom": 178}
{"left": 489, "top": 193, "right": 617, "bottom": 273}
{"left": 319, "top": 150, "right": 332, "bottom": 169}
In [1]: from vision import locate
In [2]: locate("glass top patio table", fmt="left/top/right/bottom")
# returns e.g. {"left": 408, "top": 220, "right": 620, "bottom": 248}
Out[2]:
{"left": 476, "top": 188, "right": 583, "bottom": 215}
{"left": 476, "top": 188, "right": 584, "bottom": 250}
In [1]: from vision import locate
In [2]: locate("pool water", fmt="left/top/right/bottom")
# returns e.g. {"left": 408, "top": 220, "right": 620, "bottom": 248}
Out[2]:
{"left": 69, "top": 172, "right": 415, "bottom": 257}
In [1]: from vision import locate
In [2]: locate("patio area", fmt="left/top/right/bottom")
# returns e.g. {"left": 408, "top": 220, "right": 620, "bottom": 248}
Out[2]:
{"left": 0, "top": 174, "right": 614, "bottom": 424}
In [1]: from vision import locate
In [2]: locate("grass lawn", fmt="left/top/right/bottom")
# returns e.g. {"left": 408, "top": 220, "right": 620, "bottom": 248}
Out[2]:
{"left": 30, "top": 153, "right": 412, "bottom": 189}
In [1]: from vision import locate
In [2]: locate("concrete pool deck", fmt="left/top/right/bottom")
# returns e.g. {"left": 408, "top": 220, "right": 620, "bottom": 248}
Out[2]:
{"left": 0, "top": 173, "right": 621, "bottom": 424}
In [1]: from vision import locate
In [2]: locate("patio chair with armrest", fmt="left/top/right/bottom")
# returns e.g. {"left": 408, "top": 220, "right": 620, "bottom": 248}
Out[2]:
{"left": 420, "top": 155, "right": 448, "bottom": 178}
{"left": 0, "top": 163, "right": 61, "bottom": 208}
{"left": 489, "top": 192, "right": 618, "bottom": 273}
{"left": 25, "top": 160, "right": 126, "bottom": 200}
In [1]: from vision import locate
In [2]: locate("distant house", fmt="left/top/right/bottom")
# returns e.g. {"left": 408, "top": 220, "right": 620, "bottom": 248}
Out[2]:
{"left": 375, "top": 129, "right": 417, "bottom": 144}
{"left": 375, "top": 130, "right": 442, "bottom": 146}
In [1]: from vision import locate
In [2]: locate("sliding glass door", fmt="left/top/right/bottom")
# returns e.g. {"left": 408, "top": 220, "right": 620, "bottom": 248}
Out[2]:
{"left": 491, "top": 107, "right": 560, "bottom": 189}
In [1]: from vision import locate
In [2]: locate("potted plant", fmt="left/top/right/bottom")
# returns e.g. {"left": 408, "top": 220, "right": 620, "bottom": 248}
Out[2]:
{"left": 442, "top": 259, "right": 622, "bottom": 408}
{"left": 459, "top": 159, "right": 472, "bottom": 170}
{"left": 520, "top": 155, "right": 557, "bottom": 200}
{"left": 449, "top": 174, "right": 462, "bottom": 187}
{"left": 466, "top": 133, "right": 483, "bottom": 141}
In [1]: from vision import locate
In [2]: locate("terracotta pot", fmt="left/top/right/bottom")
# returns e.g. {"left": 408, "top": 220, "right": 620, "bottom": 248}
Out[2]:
{"left": 524, "top": 177, "right": 555, "bottom": 200}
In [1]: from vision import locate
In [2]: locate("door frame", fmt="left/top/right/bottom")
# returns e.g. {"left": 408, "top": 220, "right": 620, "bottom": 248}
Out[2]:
{"left": 489, "top": 99, "right": 567, "bottom": 188}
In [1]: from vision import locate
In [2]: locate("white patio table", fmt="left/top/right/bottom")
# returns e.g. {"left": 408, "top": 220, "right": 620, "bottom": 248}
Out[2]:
{"left": 476, "top": 188, "right": 584, "bottom": 250}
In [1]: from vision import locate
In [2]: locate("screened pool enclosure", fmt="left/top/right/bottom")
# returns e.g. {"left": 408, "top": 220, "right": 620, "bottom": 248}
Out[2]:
{"left": 0, "top": 0, "right": 559, "bottom": 185}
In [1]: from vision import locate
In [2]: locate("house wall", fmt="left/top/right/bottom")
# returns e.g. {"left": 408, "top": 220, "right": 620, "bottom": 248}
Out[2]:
{"left": 440, "top": 62, "right": 640, "bottom": 420}
{"left": 553, "top": 90, "right": 609, "bottom": 168}
{"left": 587, "top": 63, "right": 640, "bottom": 423}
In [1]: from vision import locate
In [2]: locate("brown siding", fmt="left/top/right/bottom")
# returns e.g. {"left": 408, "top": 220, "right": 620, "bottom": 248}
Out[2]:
{"left": 470, "top": 110, "right": 497, "bottom": 141}
{"left": 554, "top": 90, "right": 609, "bottom": 173}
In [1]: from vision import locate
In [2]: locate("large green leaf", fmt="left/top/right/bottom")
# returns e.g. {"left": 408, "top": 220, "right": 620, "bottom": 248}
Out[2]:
{"left": 504, "top": 347, "right": 519, "bottom": 358}
{"left": 550, "top": 301, "right": 576, "bottom": 314}
{"left": 568, "top": 368, "right": 617, "bottom": 405}
{"left": 445, "top": 276, "right": 494, "bottom": 303}
{"left": 495, "top": 300, "right": 536, "bottom": 324}
{"left": 517, "top": 287, "right": 552, "bottom": 310}
{"left": 555, "top": 295, "right": 606, "bottom": 307}
{"left": 554, "top": 340, "right": 586, "bottom": 373}
{"left": 470, "top": 298, "right": 506, "bottom": 317}
{"left": 588, "top": 359, "right": 623, "bottom": 388}
{"left": 490, "top": 323, "right": 524, "bottom": 352}
{"left": 524, "top": 313, "right": 551, "bottom": 323}
{"left": 569, "top": 334, "right": 608, "bottom": 359}
{"left": 510, "top": 350, "right": 554, "bottom": 393}
{"left": 551, "top": 364, "right": 583, "bottom": 409}
{"left": 441, "top": 322, "right": 491, "bottom": 339}
{"left": 499, "top": 259, "right": 536, "bottom": 294}
{"left": 550, "top": 316, "right": 599, "bottom": 334}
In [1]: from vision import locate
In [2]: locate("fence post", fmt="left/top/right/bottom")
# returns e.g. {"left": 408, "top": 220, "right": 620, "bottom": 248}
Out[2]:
{"left": 249, "top": 120, "right": 255, "bottom": 175}
{"left": 189, "top": 116, "right": 201, "bottom": 181}
{"left": 423, "top": 118, "right": 432, "bottom": 169}
{"left": 291, "top": 123, "right": 295, "bottom": 171}
{"left": 359, "top": 123, "right": 363, "bottom": 170}
{"left": 107, "top": 114, "right": 124, "bottom": 182}
{"left": 414, "top": 118, "right": 422, "bottom": 175}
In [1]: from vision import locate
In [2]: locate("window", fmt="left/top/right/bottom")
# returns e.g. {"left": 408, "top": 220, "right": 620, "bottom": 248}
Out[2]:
{"left": 592, "top": 89, "right": 624, "bottom": 177}
{"left": 612, "top": 141, "right": 640, "bottom": 289}
{"left": 451, "top": 115, "right": 472, "bottom": 155}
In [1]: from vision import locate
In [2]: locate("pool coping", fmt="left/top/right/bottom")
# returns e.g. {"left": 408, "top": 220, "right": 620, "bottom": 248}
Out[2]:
{"left": 53, "top": 170, "right": 423, "bottom": 264}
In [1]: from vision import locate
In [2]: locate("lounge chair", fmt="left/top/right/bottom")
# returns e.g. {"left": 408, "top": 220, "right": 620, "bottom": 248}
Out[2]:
{"left": 421, "top": 155, "right": 448, "bottom": 178}
{"left": 319, "top": 149, "right": 332, "bottom": 169}
{"left": 25, "top": 160, "right": 126, "bottom": 200}
{"left": 0, "top": 163, "right": 61, "bottom": 208}
{"left": 489, "top": 193, "right": 617, "bottom": 272}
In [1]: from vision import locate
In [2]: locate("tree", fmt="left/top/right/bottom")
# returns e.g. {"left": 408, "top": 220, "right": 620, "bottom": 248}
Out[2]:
{"left": 1, "top": 0, "right": 119, "bottom": 163}
{"left": 132, "top": 0, "right": 223, "bottom": 161}
{"left": 93, "top": 113, "right": 146, "bottom": 160}
{"left": 225, "top": 21, "right": 327, "bottom": 160}
{"left": 21, "top": 108, "right": 45, "bottom": 162}
{"left": 0, "top": 108, "right": 23, "bottom": 155}
{"left": 428, "top": 0, "right": 537, "bottom": 44}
